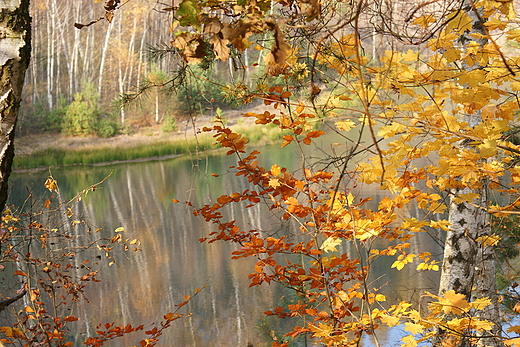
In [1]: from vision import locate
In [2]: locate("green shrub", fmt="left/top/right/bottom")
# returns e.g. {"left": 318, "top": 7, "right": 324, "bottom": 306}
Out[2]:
{"left": 161, "top": 114, "right": 178, "bottom": 133}
{"left": 61, "top": 82, "right": 102, "bottom": 136}
{"left": 45, "top": 97, "right": 68, "bottom": 132}
{"left": 97, "top": 118, "right": 117, "bottom": 138}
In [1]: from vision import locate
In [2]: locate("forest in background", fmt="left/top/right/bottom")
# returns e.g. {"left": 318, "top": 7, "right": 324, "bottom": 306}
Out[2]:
{"left": 18, "top": 0, "right": 258, "bottom": 138}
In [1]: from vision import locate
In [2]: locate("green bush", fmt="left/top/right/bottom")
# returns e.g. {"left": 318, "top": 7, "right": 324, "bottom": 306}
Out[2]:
{"left": 97, "top": 118, "right": 117, "bottom": 138}
{"left": 161, "top": 114, "right": 178, "bottom": 133}
{"left": 61, "top": 82, "right": 101, "bottom": 136}
{"left": 45, "top": 97, "right": 68, "bottom": 132}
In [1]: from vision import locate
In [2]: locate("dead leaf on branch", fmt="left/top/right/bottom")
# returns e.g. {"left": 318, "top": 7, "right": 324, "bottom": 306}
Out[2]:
{"left": 264, "top": 20, "right": 292, "bottom": 76}
{"left": 75, "top": 0, "right": 120, "bottom": 28}
{"left": 172, "top": 33, "right": 208, "bottom": 64}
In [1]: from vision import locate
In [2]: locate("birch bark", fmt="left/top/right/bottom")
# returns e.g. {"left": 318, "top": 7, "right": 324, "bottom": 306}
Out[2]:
{"left": 436, "top": 1, "right": 501, "bottom": 346}
{"left": 0, "top": 0, "right": 31, "bottom": 212}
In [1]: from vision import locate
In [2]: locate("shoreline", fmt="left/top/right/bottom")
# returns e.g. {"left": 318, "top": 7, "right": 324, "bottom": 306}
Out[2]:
{"left": 13, "top": 121, "right": 283, "bottom": 172}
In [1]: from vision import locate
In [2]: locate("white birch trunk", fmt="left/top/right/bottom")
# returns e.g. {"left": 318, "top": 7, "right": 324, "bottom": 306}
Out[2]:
{"left": 0, "top": 0, "right": 31, "bottom": 212}
{"left": 436, "top": 1, "right": 501, "bottom": 346}
{"left": 45, "top": 0, "right": 55, "bottom": 110}
{"left": 97, "top": 19, "right": 114, "bottom": 102}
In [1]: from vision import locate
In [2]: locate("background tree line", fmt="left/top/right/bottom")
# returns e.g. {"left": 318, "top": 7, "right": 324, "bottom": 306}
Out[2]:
{"left": 18, "top": 0, "right": 258, "bottom": 137}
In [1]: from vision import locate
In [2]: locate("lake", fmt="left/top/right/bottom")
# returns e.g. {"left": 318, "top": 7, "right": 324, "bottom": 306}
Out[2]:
{"left": 8, "top": 140, "right": 442, "bottom": 346}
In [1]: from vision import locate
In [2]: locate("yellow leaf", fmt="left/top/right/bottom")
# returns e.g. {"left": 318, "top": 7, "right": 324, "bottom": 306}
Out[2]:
{"left": 404, "top": 322, "right": 424, "bottom": 335}
{"left": 507, "top": 325, "right": 520, "bottom": 334}
{"left": 269, "top": 178, "right": 281, "bottom": 188}
{"left": 429, "top": 220, "right": 450, "bottom": 231}
{"left": 378, "top": 122, "right": 406, "bottom": 138}
{"left": 321, "top": 236, "right": 342, "bottom": 253}
{"left": 375, "top": 294, "right": 386, "bottom": 302}
{"left": 346, "top": 192, "right": 354, "bottom": 206}
{"left": 381, "top": 313, "right": 400, "bottom": 327}
{"left": 475, "top": 234, "right": 501, "bottom": 247}
{"left": 401, "top": 334, "right": 418, "bottom": 347}
{"left": 309, "top": 322, "right": 334, "bottom": 338}
{"left": 391, "top": 254, "right": 416, "bottom": 271}
{"left": 471, "top": 297, "right": 491, "bottom": 310}
{"left": 271, "top": 164, "right": 281, "bottom": 176}
{"left": 0, "top": 327, "right": 24, "bottom": 338}
{"left": 335, "top": 120, "right": 355, "bottom": 132}
{"left": 485, "top": 17, "right": 507, "bottom": 31}
{"left": 478, "top": 139, "right": 497, "bottom": 158}
{"left": 508, "top": 29, "right": 520, "bottom": 42}
{"left": 44, "top": 177, "right": 58, "bottom": 192}
{"left": 445, "top": 10, "right": 473, "bottom": 34}
{"left": 441, "top": 290, "right": 470, "bottom": 315}
{"left": 412, "top": 14, "right": 435, "bottom": 29}
{"left": 505, "top": 337, "right": 520, "bottom": 347}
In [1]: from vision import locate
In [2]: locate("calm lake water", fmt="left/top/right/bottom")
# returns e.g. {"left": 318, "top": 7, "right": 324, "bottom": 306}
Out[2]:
{"left": 8, "top": 140, "right": 442, "bottom": 346}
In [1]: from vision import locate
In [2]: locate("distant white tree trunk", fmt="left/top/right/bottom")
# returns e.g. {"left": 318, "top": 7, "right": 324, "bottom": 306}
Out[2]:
{"left": 155, "top": 89, "right": 159, "bottom": 123}
{"left": 0, "top": 0, "right": 31, "bottom": 212}
{"left": 136, "top": 14, "right": 148, "bottom": 88}
{"left": 45, "top": 0, "right": 56, "bottom": 110}
{"left": 97, "top": 19, "right": 114, "bottom": 101}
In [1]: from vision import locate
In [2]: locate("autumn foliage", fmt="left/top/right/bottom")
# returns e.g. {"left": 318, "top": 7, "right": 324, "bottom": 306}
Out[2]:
{"left": 173, "top": 0, "right": 520, "bottom": 346}
{"left": 5, "top": 0, "right": 520, "bottom": 346}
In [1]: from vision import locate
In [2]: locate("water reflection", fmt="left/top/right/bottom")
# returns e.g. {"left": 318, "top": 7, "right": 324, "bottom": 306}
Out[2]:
{"left": 9, "top": 143, "right": 442, "bottom": 346}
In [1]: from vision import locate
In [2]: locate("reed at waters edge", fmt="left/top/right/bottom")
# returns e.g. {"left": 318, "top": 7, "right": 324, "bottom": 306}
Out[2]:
{"left": 13, "top": 123, "right": 285, "bottom": 171}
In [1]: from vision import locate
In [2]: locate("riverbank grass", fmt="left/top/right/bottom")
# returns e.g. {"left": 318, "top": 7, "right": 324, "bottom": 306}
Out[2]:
{"left": 14, "top": 123, "right": 284, "bottom": 170}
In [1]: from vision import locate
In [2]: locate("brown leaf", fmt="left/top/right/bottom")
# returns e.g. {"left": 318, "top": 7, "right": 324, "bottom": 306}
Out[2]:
{"left": 104, "top": 0, "right": 120, "bottom": 11}
{"left": 172, "top": 33, "right": 208, "bottom": 64}
{"left": 265, "top": 20, "right": 291, "bottom": 68}
{"left": 204, "top": 18, "right": 222, "bottom": 35}
{"left": 210, "top": 35, "right": 230, "bottom": 61}
{"left": 105, "top": 11, "right": 114, "bottom": 23}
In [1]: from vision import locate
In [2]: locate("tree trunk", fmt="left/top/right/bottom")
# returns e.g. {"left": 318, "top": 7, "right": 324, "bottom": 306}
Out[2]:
{"left": 436, "top": 1, "right": 501, "bottom": 346}
{"left": 97, "top": 17, "right": 113, "bottom": 102}
{"left": 0, "top": 0, "right": 31, "bottom": 213}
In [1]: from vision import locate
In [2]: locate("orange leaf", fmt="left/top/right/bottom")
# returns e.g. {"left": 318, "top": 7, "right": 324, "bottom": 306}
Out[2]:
{"left": 13, "top": 270, "right": 27, "bottom": 277}
{"left": 64, "top": 316, "right": 79, "bottom": 322}
{"left": 307, "top": 130, "right": 326, "bottom": 139}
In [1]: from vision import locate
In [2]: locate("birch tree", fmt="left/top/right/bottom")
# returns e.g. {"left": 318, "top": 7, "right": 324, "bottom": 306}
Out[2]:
{"left": 0, "top": 0, "right": 31, "bottom": 212}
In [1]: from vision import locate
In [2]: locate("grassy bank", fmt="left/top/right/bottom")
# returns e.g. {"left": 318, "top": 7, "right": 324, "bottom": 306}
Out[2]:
{"left": 13, "top": 123, "right": 284, "bottom": 171}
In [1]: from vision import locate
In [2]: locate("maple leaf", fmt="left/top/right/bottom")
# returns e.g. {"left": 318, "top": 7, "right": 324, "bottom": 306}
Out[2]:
{"left": 505, "top": 337, "right": 520, "bottom": 347}
{"left": 404, "top": 322, "right": 424, "bottom": 335}
{"left": 475, "top": 234, "right": 501, "bottom": 247}
{"left": 380, "top": 313, "right": 401, "bottom": 327}
{"left": 335, "top": 120, "right": 355, "bottom": 131}
{"left": 439, "top": 290, "right": 470, "bottom": 315}
{"left": 269, "top": 178, "right": 281, "bottom": 188}
{"left": 413, "top": 14, "right": 436, "bottom": 29}
{"left": 320, "top": 236, "right": 342, "bottom": 253}
{"left": 309, "top": 322, "right": 334, "bottom": 338}
{"left": 444, "top": 10, "right": 473, "bottom": 34}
